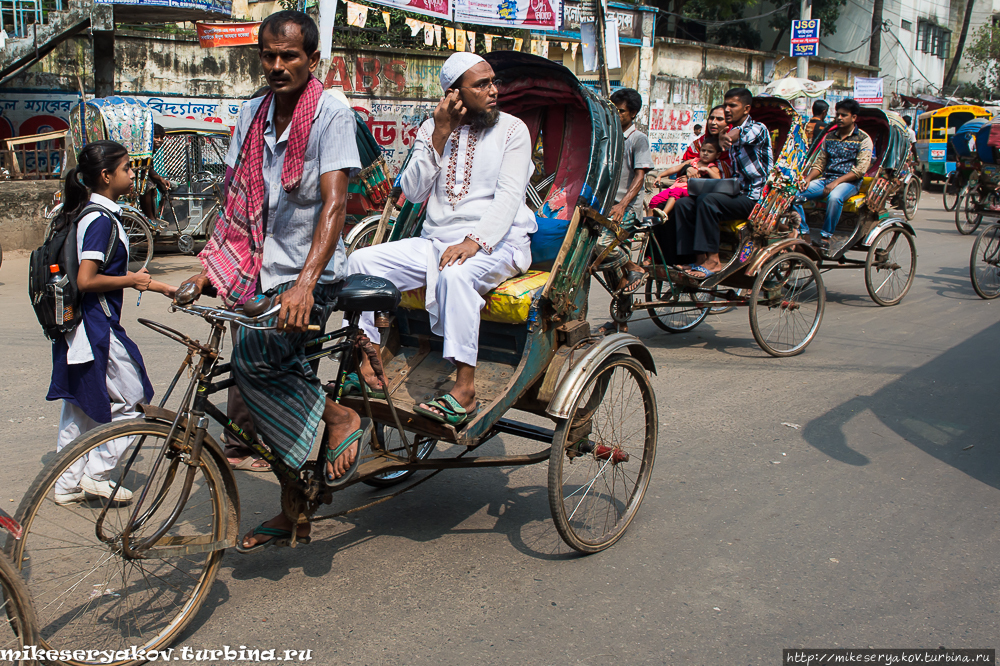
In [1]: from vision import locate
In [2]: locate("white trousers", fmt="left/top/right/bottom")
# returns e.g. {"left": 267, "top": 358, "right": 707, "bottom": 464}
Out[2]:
{"left": 347, "top": 237, "right": 520, "bottom": 367}
{"left": 55, "top": 332, "right": 146, "bottom": 494}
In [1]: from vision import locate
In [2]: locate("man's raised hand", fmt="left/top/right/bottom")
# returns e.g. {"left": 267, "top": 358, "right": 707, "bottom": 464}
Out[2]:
{"left": 434, "top": 90, "right": 466, "bottom": 135}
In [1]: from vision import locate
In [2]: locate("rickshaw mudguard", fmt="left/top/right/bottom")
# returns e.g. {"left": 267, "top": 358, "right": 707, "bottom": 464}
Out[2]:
{"left": 136, "top": 404, "right": 241, "bottom": 550}
{"left": 344, "top": 213, "right": 382, "bottom": 247}
{"left": 862, "top": 217, "right": 914, "bottom": 245}
{"left": 744, "top": 239, "right": 820, "bottom": 276}
{"left": 545, "top": 333, "right": 655, "bottom": 420}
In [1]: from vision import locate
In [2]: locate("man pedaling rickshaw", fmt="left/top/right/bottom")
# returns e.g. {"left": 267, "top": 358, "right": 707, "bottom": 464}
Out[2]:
{"left": 347, "top": 52, "right": 536, "bottom": 426}
{"left": 793, "top": 98, "right": 873, "bottom": 253}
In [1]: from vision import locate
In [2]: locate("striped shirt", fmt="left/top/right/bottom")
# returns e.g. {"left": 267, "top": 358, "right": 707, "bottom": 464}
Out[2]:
{"left": 225, "top": 93, "right": 361, "bottom": 291}
{"left": 730, "top": 115, "right": 773, "bottom": 200}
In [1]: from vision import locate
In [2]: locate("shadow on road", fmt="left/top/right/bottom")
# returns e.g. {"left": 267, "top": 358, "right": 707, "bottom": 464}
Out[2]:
{"left": 802, "top": 320, "right": 1000, "bottom": 488}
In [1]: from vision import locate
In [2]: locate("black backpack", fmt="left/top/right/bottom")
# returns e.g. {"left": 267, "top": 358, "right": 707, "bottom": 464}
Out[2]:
{"left": 29, "top": 204, "right": 120, "bottom": 340}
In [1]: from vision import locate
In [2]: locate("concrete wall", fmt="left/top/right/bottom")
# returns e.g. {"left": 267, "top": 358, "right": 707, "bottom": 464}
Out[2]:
{"left": 0, "top": 181, "right": 61, "bottom": 252}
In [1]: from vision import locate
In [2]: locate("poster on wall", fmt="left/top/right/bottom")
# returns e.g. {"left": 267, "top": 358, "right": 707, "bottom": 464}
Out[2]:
{"left": 646, "top": 101, "right": 702, "bottom": 168}
{"left": 854, "top": 77, "right": 884, "bottom": 105}
{"left": 196, "top": 21, "right": 260, "bottom": 47}
{"left": 365, "top": 0, "right": 453, "bottom": 21}
{"left": 454, "top": 0, "right": 561, "bottom": 30}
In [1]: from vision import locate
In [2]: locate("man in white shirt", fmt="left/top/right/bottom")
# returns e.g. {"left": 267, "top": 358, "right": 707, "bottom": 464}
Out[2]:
{"left": 347, "top": 52, "right": 535, "bottom": 426}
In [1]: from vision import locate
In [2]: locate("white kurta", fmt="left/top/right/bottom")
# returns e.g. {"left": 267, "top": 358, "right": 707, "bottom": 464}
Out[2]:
{"left": 348, "top": 111, "right": 536, "bottom": 367}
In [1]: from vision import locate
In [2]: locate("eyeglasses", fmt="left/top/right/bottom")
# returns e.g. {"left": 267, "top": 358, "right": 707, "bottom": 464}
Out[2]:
{"left": 616, "top": 107, "right": 630, "bottom": 114}
{"left": 460, "top": 78, "right": 500, "bottom": 93}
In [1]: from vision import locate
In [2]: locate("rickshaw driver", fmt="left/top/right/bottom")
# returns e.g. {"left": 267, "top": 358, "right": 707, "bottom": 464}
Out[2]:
{"left": 180, "top": 10, "right": 365, "bottom": 551}
{"left": 793, "top": 98, "right": 873, "bottom": 253}
{"left": 674, "top": 87, "right": 772, "bottom": 280}
{"left": 348, "top": 52, "right": 536, "bottom": 426}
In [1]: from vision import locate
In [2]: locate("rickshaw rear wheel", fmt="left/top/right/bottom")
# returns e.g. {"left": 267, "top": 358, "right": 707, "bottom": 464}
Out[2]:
{"left": 865, "top": 227, "right": 916, "bottom": 306}
{"left": 121, "top": 210, "right": 154, "bottom": 271}
{"left": 362, "top": 426, "right": 437, "bottom": 488}
{"left": 970, "top": 222, "right": 1000, "bottom": 300}
{"left": 958, "top": 189, "right": 984, "bottom": 235}
{"left": 548, "top": 354, "right": 656, "bottom": 554}
{"left": 10, "top": 420, "right": 228, "bottom": 666}
{"left": 749, "top": 252, "right": 825, "bottom": 357}
{"left": 942, "top": 172, "right": 961, "bottom": 211}
{"left": 0, "top": 547, "right": 37, "bottom": 664}
{"left": 902, "top": 179, "right": 921, "bottom": 221}
{"left": 645, "top": 278, "right": 710, "bottom": 333}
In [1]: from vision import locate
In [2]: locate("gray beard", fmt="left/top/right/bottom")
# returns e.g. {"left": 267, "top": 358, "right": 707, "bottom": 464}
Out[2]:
{"left": 469, "top": 108, "right": 500, "bottom": 131}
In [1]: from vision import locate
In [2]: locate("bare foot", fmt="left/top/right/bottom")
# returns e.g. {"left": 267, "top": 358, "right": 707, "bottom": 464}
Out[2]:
{"left": 241, "top": 513, "right": 310, "bottom": 549}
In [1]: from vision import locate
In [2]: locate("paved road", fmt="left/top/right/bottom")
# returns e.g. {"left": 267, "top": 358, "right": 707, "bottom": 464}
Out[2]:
{"left": 0, "top": 195, "right": 997, "bottom": 664}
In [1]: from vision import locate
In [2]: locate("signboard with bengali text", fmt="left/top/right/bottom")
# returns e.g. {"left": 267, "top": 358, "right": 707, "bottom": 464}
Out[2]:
{"left": 196, "top": 22, "right": 260, "bottom": 48}
{"left": 854, "top": 77, "right": 884, "bottom": 105}
{"left": 454, "top": 0, "right": 561, "bottom": 30}
{"left": 790, "top": 19, "right": 820, "bottom": 57}
{"left": 95, "top": 0, "right": 232, "bottom": 15}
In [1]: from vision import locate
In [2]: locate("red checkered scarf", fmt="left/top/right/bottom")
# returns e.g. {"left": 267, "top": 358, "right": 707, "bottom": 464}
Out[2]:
{"left": 199, "top": 76, "right": 323, "bottom": 307}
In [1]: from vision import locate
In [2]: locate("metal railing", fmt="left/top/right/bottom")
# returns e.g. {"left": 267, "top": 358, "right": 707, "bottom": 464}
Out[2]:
{"left": 0, "top": 0, "right": 64, "bottom": 39}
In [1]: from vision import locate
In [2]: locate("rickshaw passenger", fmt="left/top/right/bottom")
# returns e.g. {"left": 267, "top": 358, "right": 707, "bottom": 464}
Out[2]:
{"left": 674, "top": 88, "right": 772, "bottom": 280}
{"left": 182, "top": 11, "right": 364, "bottom": 551}
{"left": 347, "top": 52, "right": 535, "bottom": 427}
{"left": 793, "top": 98, "right": 873, "bottom": 252}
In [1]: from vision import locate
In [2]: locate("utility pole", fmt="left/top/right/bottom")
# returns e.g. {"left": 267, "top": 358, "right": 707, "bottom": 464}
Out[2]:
{"left": 797, "top": 0, "right": 811, "bottom": 78}
{"left": 594, "top": 0, "right": 611, "bottom": 96}
{"left": 869, "top": 0, "right": 884, "bottom": 68}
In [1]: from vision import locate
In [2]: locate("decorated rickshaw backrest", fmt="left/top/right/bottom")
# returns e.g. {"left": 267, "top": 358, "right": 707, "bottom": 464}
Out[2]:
{"left": 70, "top": 96, "right": 155, "bottom": 162}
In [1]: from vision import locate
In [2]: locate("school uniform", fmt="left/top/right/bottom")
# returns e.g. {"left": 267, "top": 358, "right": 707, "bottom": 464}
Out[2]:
{"left": 46, "top": 193, "right": 154, "bottom": 495}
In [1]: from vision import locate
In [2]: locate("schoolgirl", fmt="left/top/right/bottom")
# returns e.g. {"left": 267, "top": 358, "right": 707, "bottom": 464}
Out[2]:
{"left": 45, "top": 140, "right": 176, "bottom": 505}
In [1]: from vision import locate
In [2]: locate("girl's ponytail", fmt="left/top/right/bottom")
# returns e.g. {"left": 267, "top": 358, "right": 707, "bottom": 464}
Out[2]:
{"left": 56, "top": 140, "right": 128, "bottom": 231}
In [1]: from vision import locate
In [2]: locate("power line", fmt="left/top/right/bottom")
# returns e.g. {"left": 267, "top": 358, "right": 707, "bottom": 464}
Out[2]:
{"left": 888, "top": 29, "right": 938, "bottom": 89}
{"left": 819, "top": 20, "right": 884, "bottom": 54}
{"left": 653, "top": 3, "right": 793, "bottom": 28}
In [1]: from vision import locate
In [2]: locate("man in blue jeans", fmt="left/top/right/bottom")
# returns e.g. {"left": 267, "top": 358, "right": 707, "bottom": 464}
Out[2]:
{"left": 794, "top": 98, "right": 873, "bottom": 253}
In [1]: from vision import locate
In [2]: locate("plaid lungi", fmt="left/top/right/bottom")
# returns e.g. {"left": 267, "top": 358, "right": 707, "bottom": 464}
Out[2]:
{"left": 232, "top": 281, "right": 341, "bottom": 470}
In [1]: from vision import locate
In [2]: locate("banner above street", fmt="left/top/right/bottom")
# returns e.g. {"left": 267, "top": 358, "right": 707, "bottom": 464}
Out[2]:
{"left": 196, "top": 21, "right": 261, "bottom": 47}
{"left": 454, "top": 0, "right": 562, "bottom": 31}
{"left": 96, "top": 0, "right": 232, "bottom": 19}
{"left": 369, "top": 0, "right": 453, "bottom": 21}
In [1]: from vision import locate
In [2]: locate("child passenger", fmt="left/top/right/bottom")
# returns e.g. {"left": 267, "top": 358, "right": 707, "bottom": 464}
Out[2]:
{"left": 650, "top": 137, "right": 723, "bottom": 216}
{"left": 46, "top": 140, "right": 176, "bottom": 505}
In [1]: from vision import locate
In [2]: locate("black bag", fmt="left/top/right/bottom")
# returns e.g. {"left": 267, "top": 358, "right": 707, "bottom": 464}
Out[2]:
{"left": 688, "top": 178, "right": 740, "bottom": 197}
{"left": 29, "top": 204, "right": 120, "bottom": 340}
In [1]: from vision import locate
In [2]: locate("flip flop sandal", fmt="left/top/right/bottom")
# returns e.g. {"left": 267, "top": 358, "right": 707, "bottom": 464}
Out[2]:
{"left": 230, "top": 456, "right": 272, "bottom": 473}
{"left": 324, "top": 427, "right": 365, "bottom": 488}
{"left": 235, "top": 523, "right": 312, "bottom": 554}
{"left": 621, "top": 269, "right": 646, "bottom": 295}
{"left": 413, "top": 394, "right": 479, "bottom": 426}
{"left": 340, "top": 373, "right": 387, "bottom": 400}
{"left": 684, "top": 264, "right": 717, "bottom": 281}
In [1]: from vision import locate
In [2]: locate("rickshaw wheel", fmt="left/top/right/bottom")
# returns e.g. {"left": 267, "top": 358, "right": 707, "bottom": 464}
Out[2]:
{"left": 749, "top": 252, "right": 825, "bottom": 357}
{"left": 548, "top": 354, "right": 656, "bottom": 554}
{"left": 958, "top": 189, "right": 984, "bottom": 235}
{"left": 121, "top": 210, "right": 154, "bottom": 271}
{"left": 902, "top": 179, "right": 921, "bottom": 221}
{"left": 942, "top": 172, "right": 961, "bottom": 211}
{"left": 970, "top": 222, "right": 1000, "bottom": 300}
{"left": 10, "top": 420, "right": 228, "bottom": 666}
{"left": 362, "top": 426, "right": 437, "bottom": 488}
{"left": 0, "top": 544, "right": 37, "bottom": 663}
{"left": 865, "top": 227, "right": 916, "bottom": 306}
{"left": 645, "top": 278, "right": 709, "bottom": 333}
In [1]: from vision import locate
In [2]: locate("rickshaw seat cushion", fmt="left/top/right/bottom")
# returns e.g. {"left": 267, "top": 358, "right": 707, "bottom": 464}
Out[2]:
{"left": 721, "top": 219, "right": 748, "bottom": 233}
{"left": 859, "top": 176, "right": 874, "bottom": 193}
{"left": 842, "top": 194, "right": 867, "bottom": 214}
{"left": 530, "top": 213, "right": 570, "bottom": 268}
{"left": 399, "top": 270, "right": 549, "bottom": 325}
{"left": 338, "top": 274, "right": 401, "bottom": 312}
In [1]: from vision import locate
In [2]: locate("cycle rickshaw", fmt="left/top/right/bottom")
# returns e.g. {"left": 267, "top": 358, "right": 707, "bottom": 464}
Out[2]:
{"left": 66, "top": 96, "right": 158, "bottom": 271}
{"left": 6, "top": 53, "right": 657, "bottom": 665}
{"left": 944, "top": 118, "right": 989, "bottom": 217}
{"left": 957, "top": 119, "right": 1000, "bottom": 238}
{"left": 599, "top": 96, "right": 826, "bottom": 357}
{"left": 966, "top": 120, "right": 1000, "bottom": 299}
{"left": 799, "top": 108, "right": 919, "bottom": 306}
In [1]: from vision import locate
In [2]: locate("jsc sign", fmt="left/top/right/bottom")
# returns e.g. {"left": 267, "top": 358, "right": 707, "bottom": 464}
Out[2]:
{"left": 790, "top": 19, "right": 820, "bottom": 57}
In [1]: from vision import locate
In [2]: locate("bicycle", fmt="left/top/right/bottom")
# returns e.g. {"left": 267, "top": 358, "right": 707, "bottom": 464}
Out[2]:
{"left": 0, "top": 509, "right": 38, "bottom": 665}
{"left": 970, "top": 220, "right": 1000, "bottom": 299}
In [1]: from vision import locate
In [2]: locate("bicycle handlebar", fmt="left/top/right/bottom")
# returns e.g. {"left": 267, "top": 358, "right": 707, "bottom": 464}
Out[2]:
{"left": 172, "top": 284, "right": 320, "bottom": 331}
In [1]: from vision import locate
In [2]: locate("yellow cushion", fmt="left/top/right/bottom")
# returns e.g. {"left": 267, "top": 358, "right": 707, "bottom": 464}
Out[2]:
{"left": 399, "top": 270, "right": 550, "bottom": 325}
{"left": 842, "top": 194, "right": 867, "bottom": 214}
{"left": 721, "top": 220, "right": 749, "bottom": 233}
{"left": 858, "top": 176, "right": 873, "bottom": 194}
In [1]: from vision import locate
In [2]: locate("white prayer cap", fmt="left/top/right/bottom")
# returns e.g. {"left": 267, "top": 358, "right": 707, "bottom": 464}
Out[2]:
{"left": 440, "top": 52, "right": 486, "bottom": 92}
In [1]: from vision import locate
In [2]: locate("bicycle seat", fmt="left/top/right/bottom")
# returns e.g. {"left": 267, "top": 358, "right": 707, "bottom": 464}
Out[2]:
{"left": 337, "top": 274, "right": 401, "bottom": 312}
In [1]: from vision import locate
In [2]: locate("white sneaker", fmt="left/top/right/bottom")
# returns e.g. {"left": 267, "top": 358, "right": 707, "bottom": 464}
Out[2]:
{"left": 54, "top": 490, "right": 86, "bottom": 506}
{"left": 81, "top": 476, "right": 134, "bottom": 502}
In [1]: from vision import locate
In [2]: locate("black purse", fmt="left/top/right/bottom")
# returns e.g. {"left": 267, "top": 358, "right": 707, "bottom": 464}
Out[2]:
{"left": 688, "top": 178, "right": 740, "bottom": 197}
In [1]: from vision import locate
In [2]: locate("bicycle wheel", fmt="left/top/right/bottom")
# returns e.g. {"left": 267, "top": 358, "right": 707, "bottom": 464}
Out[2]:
{"left": 958, "top": 189, "right": 984, "bottom": 235}
{"left": 970, "top": 222, "right": 1000, "bottom": 300}
{"left": 942, "top": 172, "right": 961, "bottom": 211}
{"left": 902, "top": 178, "right": 921, "bottom": 221}
{"left": 645, "top": 278, "right": 709, "bottom": 333}
{"left": 362, "top": 425, "right": 437, "bottom": 488}
{"left": 749, "top": 252, "right": 825, "bottom": 357}
{"left": 121, "top": 211, "right": 154, "bottom": 271}
{"left": 865, "top": 227, "right": 916, "bottom": 306}
{"left": 548, "top": 354, "right": 656, "bottom": 554}
{"left": 347, "top": 221, "right": 383, "bottom": 255}
{"left": 0, "top": 553, "right": 37, "bottom": 665}
{"left": 11, "top": 420, "right": 230, "bottom": 665}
